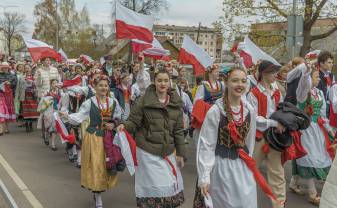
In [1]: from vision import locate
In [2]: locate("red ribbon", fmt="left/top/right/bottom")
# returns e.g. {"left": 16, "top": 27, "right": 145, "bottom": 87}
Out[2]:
{"left": 317, "top": 118, "right": 335, "bottom": 159}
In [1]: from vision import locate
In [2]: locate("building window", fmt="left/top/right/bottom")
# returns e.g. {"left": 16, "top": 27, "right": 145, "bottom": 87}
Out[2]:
{"left": 211, "top": 35, "right": 214, "bottom": 39}
{"left": 210, "top": 42, "right": 213, "bottom": 45}
{"left": 205, "top": 34, "right": 208, "bottom": 38}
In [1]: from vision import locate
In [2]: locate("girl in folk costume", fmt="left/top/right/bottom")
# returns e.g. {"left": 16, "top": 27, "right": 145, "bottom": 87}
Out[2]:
{"left": 117, "top": 68, "right": 185, "bottom": 208}
{"left": 43, "top": 79, "right": 66, "bottom": 151}
{"left": 196, "top": 67, "right": 259, "bottom": 208}
{"left": 0, "top": 62, "right": 17, "bottom": 135}
{"left": 60, "top": 75, "right": 123, "bottom": 208}
{"left": 291, "top": 64, "right": 335, "bottom": 206}
{"left": 21, "top": 64, "right": 39, "bottom": 132}
{"left": 247, "top": 60, "right": 286, "bottom": 208}
{"left": 194, "top": 64, "right": 224, "bottom": 104}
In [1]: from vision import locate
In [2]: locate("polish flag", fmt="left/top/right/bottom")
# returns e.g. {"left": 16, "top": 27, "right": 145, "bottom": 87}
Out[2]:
{"left": 53, "top": 112, "right": 75, "bottom": 144}
{"left": 179, "top": 35, "right": 213, "bottom": 75}
{"left": 115, "top": 2, "right": 154, "bottom": 43}
{"left": 80, "top": 54, "right": 94, "bottom": 65}
{"left": 23, "top": 38, "right": 62, "bottom": 62}
{"left": 238, "top": 36, "right": 280, "bottom": 68}
{"left": 131, "top": 38, "right": 170, "bottom": 60}
{"left": 62, "top": 76, "right": 82, "bottom": 88}
{"left": 113, "top": 130, "right": 137, "bottom": 176}
{"left": 58, "top": 48, "right": 68, "bottom": 62}
{"left": 131, "top": 39, "right": 152, "bottom": 54}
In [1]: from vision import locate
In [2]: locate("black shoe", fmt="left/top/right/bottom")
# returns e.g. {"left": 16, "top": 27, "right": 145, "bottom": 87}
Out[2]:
{"left": 50, "top": 146, "right": 58, "bottom": 151}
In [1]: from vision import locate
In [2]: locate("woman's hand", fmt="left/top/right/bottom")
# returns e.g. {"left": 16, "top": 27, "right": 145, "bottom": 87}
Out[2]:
{"left": 275, "top": 122, "right": 286, "bottom": 134}
{"left": 176, "top": 156, "right": 185, "bottom": 169}
{"left": 105, "top": 123, "right": 115, "bottom": 131}
{"left": 116, "top": 124, "right": 125, "bottom": 132}
{"left": 59, "top": 111, "right": 68, "bottom": 119}
{"left": 200, "top": 184, "right": 210, "bottom": 199}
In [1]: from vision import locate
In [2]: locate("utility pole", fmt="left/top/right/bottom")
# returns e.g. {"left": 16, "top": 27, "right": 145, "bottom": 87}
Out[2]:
{"left": 55, "top": 0, "right": 59, "bottom": 50}
{"left": 291, "top": 0, "right": 296, "bottom": 59}
{"left": 196, "top": 22, "right": 201, "bottom": 45}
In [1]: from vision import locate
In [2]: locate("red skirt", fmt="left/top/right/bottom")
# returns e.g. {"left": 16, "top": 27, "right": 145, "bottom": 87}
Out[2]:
{"left": 21, "top": 91, "right": 39, "bottom": 119}
{"left": 2, "top": 85, "right": 15, "bottom": 122}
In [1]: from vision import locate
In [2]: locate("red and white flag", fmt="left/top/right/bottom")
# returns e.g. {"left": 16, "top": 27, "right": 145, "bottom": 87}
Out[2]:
{"left": 23, "top": 38, "right": 62, "bottom": 62}
{"left": 113, "top": 130, "right": 137, "bottom": 176}
{"left": 179, "top": 35, "right": 213, "bottom": 75}
{"left": 53, "top": 112, "right": 75, "bottom": 144}
{"left": 58, "top": 48, "right": 68, "bottom": 62}
{"left": 131, "top": 39, "right": 153, "bottom": 54}
{"left": 238, "top": 36, "right": 280, "bottom": 68}
{"left": 115, "top": 2, "right": 154, "bottom": 43}
{"left": 132, "top": 38, "right": 170, "bottom": 60}
{"left": 62, "top": 76, "right": 82, "bottom": 88}
{"left": 80, "top": 54, "right": 94, "bottom": 65}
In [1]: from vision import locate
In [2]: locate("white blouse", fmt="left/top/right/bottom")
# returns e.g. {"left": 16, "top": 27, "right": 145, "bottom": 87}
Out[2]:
{"left": 197, "top": 99, "right": 257, "bottom": 185}
{"left": 68, "top": 97, "right": 123, "bottom": 125}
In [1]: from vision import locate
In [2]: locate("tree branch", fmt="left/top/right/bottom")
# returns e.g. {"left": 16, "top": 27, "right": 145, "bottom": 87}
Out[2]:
{"left": 311, "top": 25, "right": 337, "bottom": 41}
{"left": 311, "top": 0, "right": 328, "bottom": 25}
{"left": 266, "top": 0, "right": 288, "bottom": 18}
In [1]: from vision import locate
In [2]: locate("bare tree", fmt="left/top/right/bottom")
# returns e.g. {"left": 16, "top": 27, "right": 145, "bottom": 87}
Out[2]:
{"left": 0, "top": 12, "right": 25, "bottom": 56}
{"left": 120, "top": 0, "right": 168, "bottom": 14}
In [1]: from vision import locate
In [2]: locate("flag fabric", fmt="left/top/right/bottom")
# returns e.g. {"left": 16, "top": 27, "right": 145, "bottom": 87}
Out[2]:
{"left": 80, "top": 54, "right": 94, "bottom": 65}
{"left": 238, "top": 36, "right": 280, "bottom": 68}
{"left": 53, "top": 112, "right": 75, "bottom": 144}
{"left": 115, "top": 2, "right": 154, "bottom": 43}
{"left": 23, "top": 38, "right": 62, "bottom": 62}
{"left": 179, "top": 35, "right": 213, "bottom": 75}
{"left": 113, "top": 130, "right": 137, "bottom": 176}
{"left": 62, "top": 76, "right": 82, "bottom": 88}
{"left": 131, "top": 39, "right": 153, "bottom": 53}
{"left": 58, "top": 48, "right": 68, "bottom": 62}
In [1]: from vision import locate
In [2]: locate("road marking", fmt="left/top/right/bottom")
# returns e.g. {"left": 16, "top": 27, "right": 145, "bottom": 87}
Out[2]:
{"left": 0, "top": 153, "right": 43, "bottom": 208}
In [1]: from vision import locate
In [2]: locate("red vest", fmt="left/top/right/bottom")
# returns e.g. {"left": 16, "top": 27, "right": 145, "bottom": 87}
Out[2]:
{"left": 329, "top": 83, "right": 337, "bottom": 128}
{"left": 251, "top": 86, "right": 281, "bottom": 140}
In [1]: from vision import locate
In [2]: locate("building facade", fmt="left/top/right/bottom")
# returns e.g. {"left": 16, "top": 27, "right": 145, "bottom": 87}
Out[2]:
{"left": 153, "top": 24, "right": 223, "bottom": 63}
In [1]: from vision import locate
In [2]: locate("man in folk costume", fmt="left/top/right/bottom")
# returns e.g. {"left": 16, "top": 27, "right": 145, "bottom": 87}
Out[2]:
{"left": 317, "top": 51, "right": 334, "bottom": 99}
{"left": 35, "top": 57, "right": 60, "bottom": 98}
{"left": 247, "top": 60, "right": 287, "bottom": 208}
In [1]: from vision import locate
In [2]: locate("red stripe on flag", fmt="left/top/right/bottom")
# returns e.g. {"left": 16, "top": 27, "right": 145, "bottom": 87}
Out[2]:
{"left": 116, "top": 20, "right": 153, "bottom": 43}
{"left": 62, "top": 76, "right": 82, "bottom": 88}
{"left": 240, "top": 50, "right": 253, "bottom": 68}
{"left": 179, "top": 48, "right": 206, "bottom": 76}
{"left": 28, "top": 47, "right": 62, "bottom": 62}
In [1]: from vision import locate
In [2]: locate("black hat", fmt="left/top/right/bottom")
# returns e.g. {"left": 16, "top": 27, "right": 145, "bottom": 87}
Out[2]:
{"left": 258, "top": 60, "right": 281, "bottom": 74}
{"left": 265, "top": 128, "right": 293, "bottom": 152}
{"left": 104, "top": 55, "right": 113, "bottom": 61}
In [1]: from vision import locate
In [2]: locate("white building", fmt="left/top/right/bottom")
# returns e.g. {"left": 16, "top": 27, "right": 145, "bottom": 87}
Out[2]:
{"left": 154, "top": 24, "right": 223, "bottom": 63}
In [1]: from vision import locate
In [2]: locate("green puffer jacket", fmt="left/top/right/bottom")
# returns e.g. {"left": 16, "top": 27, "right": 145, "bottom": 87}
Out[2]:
{"left": 124, "top": 84, "right": 185, "bottom": 158}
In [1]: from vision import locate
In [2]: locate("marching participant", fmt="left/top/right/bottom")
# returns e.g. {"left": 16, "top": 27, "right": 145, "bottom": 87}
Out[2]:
{"left": 196, "top": 67, "right": 258, "bottom": 207}
{"left": 247, "top": 60, "right": 286, "bottom": 208}
{"left": 293, "top": 62, "right": 334, "bottom": 206}
{"left": 60, "top": 75, "right": 123, "bottom": 208}
{"left": 117, "top": 68, "right": 185, "bottom": 208}
{"left": 35, "top": 57, "right": 60, "bottom": 98}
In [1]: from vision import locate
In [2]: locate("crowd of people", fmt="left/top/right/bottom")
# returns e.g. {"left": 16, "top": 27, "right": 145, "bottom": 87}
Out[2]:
{"left": 1, "top": 50, "right": 337, "bottom": 208}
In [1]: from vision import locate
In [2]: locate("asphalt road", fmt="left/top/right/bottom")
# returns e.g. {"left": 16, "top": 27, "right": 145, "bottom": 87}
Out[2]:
{"left": 0, "top": 124, "right": 321, "bottom": 208}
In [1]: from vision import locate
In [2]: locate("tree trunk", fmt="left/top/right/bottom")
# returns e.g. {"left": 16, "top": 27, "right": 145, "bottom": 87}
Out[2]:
{"left": 300, "top": 25, "right": 312, "bottom": 57}
{"left": 7, "top": 39, "right": 11, "bottom": 57}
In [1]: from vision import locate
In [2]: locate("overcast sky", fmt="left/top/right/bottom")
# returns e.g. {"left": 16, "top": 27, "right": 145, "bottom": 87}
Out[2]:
{"left": 0, "top": 0, "right": 224, "bottom": 36}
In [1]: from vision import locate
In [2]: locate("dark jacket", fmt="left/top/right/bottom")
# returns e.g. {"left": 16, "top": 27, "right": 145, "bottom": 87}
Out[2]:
{"left": 123, "top": 84, "right": 185, "bottom": 157}
{"left": 270, "top": 102, "right": 311, "bottom": 131}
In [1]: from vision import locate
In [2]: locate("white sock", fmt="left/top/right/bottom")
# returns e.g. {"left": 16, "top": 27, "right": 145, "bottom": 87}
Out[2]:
{"left": 290, "top": 175, "right": 299, "bottom": 187}
{"left": 77, "top": 150, "right": 81, "bottom": 164}
{"left": 94, "top": 193, "right": 103, "bottom": 207}
{"left": 72, "top": 145, "right": 77, "bottom": 156}
{"left": 305, "top": 178, "right": 317, "bottom": 196}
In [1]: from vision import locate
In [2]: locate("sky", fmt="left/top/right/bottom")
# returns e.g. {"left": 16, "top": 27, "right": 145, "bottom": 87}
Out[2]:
{"left": 0, "top": 0, "right": 224, "bottom": 36}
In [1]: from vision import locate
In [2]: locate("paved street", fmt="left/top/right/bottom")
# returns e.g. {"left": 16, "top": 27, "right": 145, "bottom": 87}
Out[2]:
{"left": 0, "top": 124, "right": 321, "bottom": 208}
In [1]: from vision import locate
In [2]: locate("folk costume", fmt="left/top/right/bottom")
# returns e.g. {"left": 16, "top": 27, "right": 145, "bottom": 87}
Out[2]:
{"left": 247, "top": 60, "right": 285, "bottom": 208}
{"left": 21, "top": 74, "right": 39, "bottom": 131}
{"left": 196, "top": 98, "right": 258, "bottom": 208}
{"left": 292, "top": 66, "right": 334, "bottom": 197}
{"left": 123, "top": 85, "right": 185, "bottom": 208}
{"left": 67, "top": 96, "right": 123, "bottom": 192}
